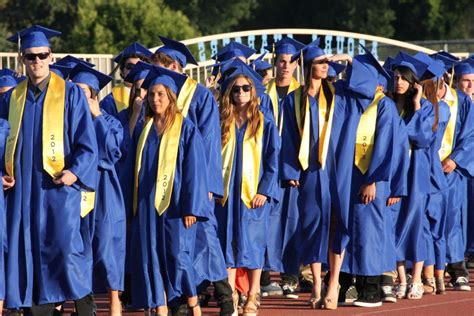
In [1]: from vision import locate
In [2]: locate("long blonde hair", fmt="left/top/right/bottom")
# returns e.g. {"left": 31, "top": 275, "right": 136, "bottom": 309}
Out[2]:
{"left": 219, "top": 75, "right": 261, "bottom": 146}
{"left": 145, "top": 84, "right": 179, "bottom": 135}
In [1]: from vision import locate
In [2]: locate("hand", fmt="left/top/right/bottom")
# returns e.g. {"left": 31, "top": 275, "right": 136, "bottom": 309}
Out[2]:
{"left": 328, "top": 54, "right": 353, "bottom": 64}
{"left": 87, "top": 96, "right": 102, "bottom": 118}
{"left": 251, "top": 193, "right": 268, "bottom": 208}
{"left": 413, "top": 83, "right": 423, "bottom": 111}
{"left": 132, "top": 96, "right": 143, "bottom": 115}
{"left": 358, "top": 183, "right": 376, "bottom": 205}
{"left": 2, "top": 176, "right": 15, "bottom": 190}
{"left": 52, "top": 170, "right": 78, "bottom": 186}
{"left": 205, "top": 75, "right": 216, "bottom": 88}
{"left": 288, "top": 180, "right": 300, "bottom": 187}
{"left": 208, "top": 192, "right": 214, "bottom": 201}
{"left": 386, "top": 197, "right": 401, "bottom": 206}
{"left": 442, "top": 158, "right": 457, "bottom": 173}
{"left": 183, "top": 215, "right": 197, "bottom": 228}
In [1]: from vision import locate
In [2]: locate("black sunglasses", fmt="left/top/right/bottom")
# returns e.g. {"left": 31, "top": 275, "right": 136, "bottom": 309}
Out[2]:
{"left": 232, "top": 84, "right": 252, "bottom": 93}
{"left": 312, "top": 58, "right": 329, "bottom": 65}
{"left": 23, "top": 52, "right": 50, "bottom": 61}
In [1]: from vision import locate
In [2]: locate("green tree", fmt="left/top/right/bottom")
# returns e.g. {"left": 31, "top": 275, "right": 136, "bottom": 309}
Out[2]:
{"left": 165, "top": 0, "right": 258, "bottom": 35}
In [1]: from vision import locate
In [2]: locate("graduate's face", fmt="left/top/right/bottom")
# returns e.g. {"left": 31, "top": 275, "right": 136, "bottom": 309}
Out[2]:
{"left": 77, "top": 83, "right": 92, "bottom": 99}
{"left": 394, "top": 70, "right": 410, "bottom": 94}
{"left": 21, "top": 46, "right": 52, "bottom": 82}
{"left": 276, "top": 54, "right": 297, "bottom": 80}
{"left": 123, "top": 57, "right": 140, "bottom": 78}
{"left": 231, "top": 77, "right": 252, "bottom": 107}
{"left": 148, "top": 84, "right": 170, "bottom": 116}
{"left": 458, "top": 74, "right": 474, "bottom": 99}
{"left": 311, "top": 56, "right": 329, "bottom": 80}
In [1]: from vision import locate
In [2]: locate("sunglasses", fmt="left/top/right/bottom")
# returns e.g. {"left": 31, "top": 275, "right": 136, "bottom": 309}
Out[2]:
{"left": 232, "top": 84, "right": 252, "bottom": 93}
{"left": 23, "top": 52, "right": 50, "bottom": 61}
{"left": 124, "top": 63, "right": 136, "bottom": 70}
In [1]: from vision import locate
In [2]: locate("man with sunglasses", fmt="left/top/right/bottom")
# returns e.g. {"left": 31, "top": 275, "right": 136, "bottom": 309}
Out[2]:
{"left": 100, "top": 42, "right": 152, "bottom": 118}
{"left": 1, "top": 25, "right": 98, "bottom": 315}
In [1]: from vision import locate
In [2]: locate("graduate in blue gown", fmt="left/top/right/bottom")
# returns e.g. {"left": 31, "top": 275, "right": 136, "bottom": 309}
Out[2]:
{"left": 130, "top": 66, "right": 211, "bottom": 316}
{"left": 327, "top": 47, "right": 402, "bottom": 307}
{"left": 281, "top": 41, "right": 344, "bottom": 308}
{"left": 410, "top": 53, "right": 451, "bottom": 295}
{"left": 151, "top": 37, "right": 234, "bottom": 312}
{"left": 214, "top": 63, "right": 279, "bottom": 315}
{"left": 0, "top": 119, "right": 9, "bottom": 313}
{"left": 1, "top": 26, "right": 98, "bottom": 313}
{"left": 431, "top": 52, "right": 474, "bottom": 291}
{"left": 262, "top": 38, "right": 304, "bottom": 289}
{"left": 100, "top": 42, "right": 152, "bottom": 118}
{"left": 0, "top": 69, "right": 26, "bottom": 97}
{"left": 454, "top": 61, "right": 474, "bottom": 267}
{"left": 387, "top": 53, "right": 435, "bottom": 300}
{"left": 70, "top": 63, "right": 126, "bottom": 314}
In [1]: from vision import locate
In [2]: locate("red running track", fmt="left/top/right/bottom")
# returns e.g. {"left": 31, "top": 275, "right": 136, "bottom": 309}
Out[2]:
{"left": 64, "top": 269, "right": 474, "bottom": 315}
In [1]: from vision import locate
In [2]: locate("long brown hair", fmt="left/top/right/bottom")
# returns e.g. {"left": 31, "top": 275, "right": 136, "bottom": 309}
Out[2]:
{"left": 145, "top": 84, "right": 179, "bottom": 135}
{"left": 300, "top": 61, "right": 333, "bottom": 123}
{"left": 390, "top": 66, "right": 419, "bottom": 118}
{"left": 219, "top": 75, "right": 261, "bottom": 146}
{"left": 421, "top": 78, "right": 440, "bottom": 132}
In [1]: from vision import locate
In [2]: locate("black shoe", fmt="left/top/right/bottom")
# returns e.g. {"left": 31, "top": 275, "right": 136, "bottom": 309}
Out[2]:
{"left": 298, "top": 278, "right": 313, "bottom": 293}
{"left": 353, "top": 275, "right": 382, "bottom": 307}
{"left": 218, "top": 300, "right": 235, "bottom": 316}
{"left": 170, "top": 304, "right": 188, "bottom": 316}
{"left": 198, "top": 292, "right": 211, "bottom": 307}
{"left": 281, "top": 283, "right": 299, "bottom": 299}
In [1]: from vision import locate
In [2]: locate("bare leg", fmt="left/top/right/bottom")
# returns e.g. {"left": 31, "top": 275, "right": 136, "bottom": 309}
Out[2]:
{"left": 434, "top": 269, "right": 444, "bottom": 279}
{"left": 187, "top": 296, "right": 201, "bottom": 316}
{"left": 310, "top": 262, "right": 322, "bottom": 300}
{"left": 109, "top": 289, "right": 122, "bottom": 316}
{"left": 326, "top": 248, "right": 344, "bottom": 301}
{"left": 397, "top": 261, "right": 407, "bottom": 284}
{"left": 0, "top": 300, "right": 3, "bottom": 316}
{"left": 227, "top": 268, "right": 237, "bottom": 292}
{"left": 423, "top": 265, "right": 434, "bottom": 279}
{"left": 247, "top": 269, "right": 262, "bottom": 295}
{"left": 156, "top": 291, "right": 168, "bottom": 315}
{"left": 411, "top": 261, "right": 424, "bottom": 284}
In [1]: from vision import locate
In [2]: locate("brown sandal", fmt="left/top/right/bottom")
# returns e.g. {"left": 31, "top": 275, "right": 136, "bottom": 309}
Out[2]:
{"left": 242, "top": 293, "right": 260, "bottom": 316}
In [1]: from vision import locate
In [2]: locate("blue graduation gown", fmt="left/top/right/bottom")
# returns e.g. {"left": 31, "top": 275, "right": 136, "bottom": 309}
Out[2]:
{"left": 395, "top": 99, "right": 435, "bottom": 263}
{"left": 0, "top": 119, "right": 9, "bottom": 300}
{"left": 264, "top": 88, "right": 299, "bottom": 274}
{"left": 280, "top": 90, "right": 333, "bottom": 267}
{"left": 467, "top": 179, "right": 474, "bottom": 254}
{"left": 215, "top": 117, "right": 279, "bottom": 269}
{"left": 444, "top": 91, "right": 474, "bottom": 263}
{"left": 423, "top": 101, "right": 450, "bottom": 270}
{"left": 338, "top": 96, "right": 400, "bottom": 276}
{"left": 130, "top": 118, "right": 211, "bottom": 308}
{"left": 100, "top": 92, "right": 124, "bottom": 118}
{"left": 383, "top": 115, "right": 410, "bottom": 272}
{"left": 184, "top": 84, "right": 228, "bottom": 285}
{"left": 0, "top": 78, "right": 98, "bottom": 308}
{"left": 90, "top": 112, "right": 126, "bottom": 293}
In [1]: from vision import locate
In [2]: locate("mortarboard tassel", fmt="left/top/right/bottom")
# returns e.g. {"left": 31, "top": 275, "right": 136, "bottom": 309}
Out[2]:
{"left": 300, "top": 49, "right": 305, "bottom": 87}
{"left": 15, "top": 32, "right": 23, "bottom": 77}
{"left": 272, "top": 42, "right": 276, "bottom": 78}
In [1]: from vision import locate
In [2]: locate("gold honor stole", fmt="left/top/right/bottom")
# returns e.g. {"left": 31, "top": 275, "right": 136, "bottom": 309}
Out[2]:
{"left": 112, "top": 83, "right": 130, "bottom": 113}
{"left": 5, "top": 72, "right": 95, "bottom": 217}
{"left": 176, "top": 77, "right": 198, "bottom": 117}
{"left": 266, "top": 77, "right": 300, "bottom": 132}
{"left": 133, "top": 113, "right": 184, "bottom": 216}
{"left": 294, "top": 83, "right": 335, "bottom": 170}
{"left": 439, "top": 87, "right": 459, "bottom": 161}
{"left": 221, "top": 112, "right": 264, "bottom": 209}
{"left": 354, "top": 91, "right": 385, "bottom": 174}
